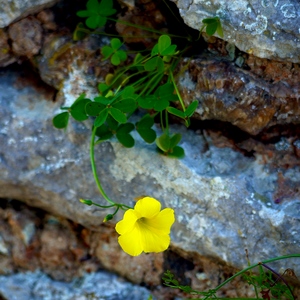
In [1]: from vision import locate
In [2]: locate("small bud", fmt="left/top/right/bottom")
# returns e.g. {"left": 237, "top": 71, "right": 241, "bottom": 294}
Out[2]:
{"left": 103, "top": 214, "right": 113, "bottom": 222}
{"left": 80, "top": 199, "right": 93, "bottom": 206}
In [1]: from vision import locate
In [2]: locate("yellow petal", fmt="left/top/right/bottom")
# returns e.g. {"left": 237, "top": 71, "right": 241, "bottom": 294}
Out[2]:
{"left": 118, "top": 226, "right": 143, "bottom": 256}
{"left": 115, "top": 209, "right": 138, "bottom": 235}
{"left": 139, "top": 223, "right": 171, "bottom": 253}
{"left": 134, "top": 197, "right": 161, "bottom": 218}
{"left": 143, "top": 208, "right": 175, "bottom": 235}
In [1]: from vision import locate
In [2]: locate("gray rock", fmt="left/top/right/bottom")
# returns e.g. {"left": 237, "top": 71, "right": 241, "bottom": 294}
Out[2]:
{"left": 0, "top": 0, "right": 59, "bottom": 28}
{"left": 171, "top": 0, "right": 300, "bottom": 62}
{"left": 0, "top": 66, "right": 299, "bottom": 276}
{"left": 0, "top": 270, "right": 153, "bottom": 300}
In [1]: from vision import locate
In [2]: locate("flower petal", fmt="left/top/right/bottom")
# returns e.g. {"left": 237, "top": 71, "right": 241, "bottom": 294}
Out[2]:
{"left": 142, "top": 208, "right": 175, "bottom": 235}
{"left": 134, "top": 197, "right": 161, "bottom": 218}
{"left": 115, "top": 209, "right": 138, "bottom": 235}
{"left": 139, "top": 223, "right": 171, "bottom": 253}
{"left": 118, "top": 226, "right": 143, "bottom": 256}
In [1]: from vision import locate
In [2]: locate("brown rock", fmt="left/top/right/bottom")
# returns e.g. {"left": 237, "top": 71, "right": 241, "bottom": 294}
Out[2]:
{"left": 91, "top": 224, "right": 164, "bottom": 286}
{"left": 178, "top": 57, "right": 300, "bottom": 135}
{"left": 8, "top": 16, "right": 43, "bottom": 57}
{"left": 0, "top": 28, "right": 16, "bottom": 67}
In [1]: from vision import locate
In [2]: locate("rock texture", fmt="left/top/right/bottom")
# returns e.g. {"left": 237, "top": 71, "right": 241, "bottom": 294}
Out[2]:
{"left": 177, "top": 55, "right": 300, "bottom": 135}
{"left": 0, "top": 66, "right": 300, "bottom": 278}
{"left": 0, "top": 270, "right": 153, "bottom": 300}
{"left": 0, "top": 0, "right": 59, "bottom": 28}
{"left": 171, "top": 0, "right": 300, "bottom": 62}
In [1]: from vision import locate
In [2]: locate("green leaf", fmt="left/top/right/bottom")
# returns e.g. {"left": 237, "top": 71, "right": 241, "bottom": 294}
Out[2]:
{"left": 202, "top": 17, "right": 218, "bottom": 24}
{"left": 117, "top": 122, "right": 135, "bottom": 134}
{"left": 154, "top": 98, "right": 169, "bottom": 111}
{"left": 166, "top": 107, "right": 185, "bottom": 119}
{"left": 151, "top": 44, "right": 159, "bottom": 56}
{"left": 86, "top": 15, "right": 101, "bottom": 29}
{"left": 111, "top": 38, "right": 122, "bottom": 50}
{"left": 168, "top": 146, "right": 185, "bottom": 158}
{"left": 109, "top": 107, "right": 127, "bottom": 123}
{"left": 156, "top": 133, "right": 170, "bottom": 152}
{"left": 106, "top": 114, "right": 119, "bottom": 130}
{"left": 121, "top": 86, "right": 135, "bottom": 98}
{"left": 70, "top": 98, "right": 91, "bottom": 121}
{"left": 144, "top": 57, "right": 158, "bottom": 71}
{"left": 137, "top": 127, "right": 156, "bottom": 143}
{"left": 216, "top": 21, "right": 223, "bottom": 38}
{"left": 206, "top": 22, "right": 218, "bottom": 36}
{"left": 138, "top": 95, "right": 156, "bottom": 109}
{"left": 169, "top": 133, "right": 182, "bottom": 149}
{"left": 98, "top": 83, "right": 110, "bottom": 95}
{"left": 85, "top": 101, "right": 105, "bottom": 116}
{"left": 94, "top": 96, "right": 113, "bottom": 105}
{"left": 87, "top": 0, "right": 99, "bottom": 11}
{"left": 116, "top": 123, "right": 135, "bottom": 147}
{"left": 111, "top": 52, "right": 121, "bottom": 65}
{"left": 117, "top": 50, "right": 127, "bottom": 62}
{"left": 161, "top": 44, "right": 177, "bottom": 56}
{"left": 101, "top": 45, "right": 114, "bottom": 59}
{"left": 136, "top": 115, "right": 156, "bottom": 143}
{"left": 116, "top": 131, "right": 135, "bottom": 148}
{"left": 113, "top": 98, "right": 137, "bottom": 113}
{"left": 73, "top": 22, "right": 89, "bottom": 41}
{"left": 53, "top": 112, "right": 69, "bottom": 129}
{"left": 95, "top": 124, "right": 113, "bottom": 141}
{"left": 94, "top": 108, "right": 108, "bottom": 127}
{"left": 158, "top": 35, "right": 171, "bottom": 54}
{"left": 184, "top": 100, "right": 198, "bottom": 117}
{"left": 98, "top": 0, "right": 116, "bottom": 15}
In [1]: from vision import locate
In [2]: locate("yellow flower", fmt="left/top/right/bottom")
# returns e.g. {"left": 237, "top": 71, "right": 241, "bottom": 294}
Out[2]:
{"left": 115, "top": 197, "right": 175, "bottom": 256}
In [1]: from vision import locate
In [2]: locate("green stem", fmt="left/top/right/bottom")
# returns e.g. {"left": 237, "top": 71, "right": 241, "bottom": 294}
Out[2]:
{"left": 107, "top": 17, "right": 187, "bottom": 40}
{"left": 203, "top": 254, "right": 300, "bottom": 300}
{"left": 90, "top": 126, "right": 115, "bottom": 205}
{"left": 169, "top": 70, "right": 185, "bottom": 112}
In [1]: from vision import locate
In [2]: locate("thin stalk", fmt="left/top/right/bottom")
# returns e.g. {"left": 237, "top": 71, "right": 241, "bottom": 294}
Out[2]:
{"left": 169, "top": 70, "right": 185, "bottom": 112}
{"left": 203, "top": 254, "right": 300, "bottom": 300}
{"left": 90, "top": 127, "right": 115, "bottom": 205}
{"left": 107, "top": 17, "right": 188, "bottom": 39}
{"left": 261, "top": 263, "right": 295, "bottom": 299}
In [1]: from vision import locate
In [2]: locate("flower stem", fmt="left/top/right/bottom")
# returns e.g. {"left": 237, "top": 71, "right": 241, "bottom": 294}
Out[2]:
{"left": 90, "top": 126, "right": 115, "bottom": 205}
{"left": 203, "top": 254, "right": 300, "bottom": 300}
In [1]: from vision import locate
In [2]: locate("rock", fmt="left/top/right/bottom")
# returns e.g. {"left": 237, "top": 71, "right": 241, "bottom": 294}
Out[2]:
{"left": 8, "top": 16, "right": 43, "bottom": 57}
{"left": 0, "top": 65, "right": 300, "bottom": 278}
{"left": 0, "top": 29, "right": 17, "bottom": 67}
{"left": 171, "top": 0, "right": 300, "bottom": 62}
{"left": 0, "top": 0, "right": 59, "bottom": 28}
{"left": 0, "top": 270, "right": 153, "bottom": 300}
{"left": 177, "top": 56, "right": 300, "bottom": 135}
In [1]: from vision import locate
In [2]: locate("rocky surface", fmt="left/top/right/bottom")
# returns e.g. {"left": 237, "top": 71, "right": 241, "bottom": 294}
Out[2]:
{"left": 0, "top": 269, "right": 153, "bottom": 300}
{"left": 0, "top": 66, "right": 300, "bottom": 279}
{"left": 177, "top": 55, "right": 300, "bottom": 135}
{"left": 171, "top": 0, "right": 300, "bottom": 63}
{"left": 0, "top": 0, "right": 59, "bottom": 28}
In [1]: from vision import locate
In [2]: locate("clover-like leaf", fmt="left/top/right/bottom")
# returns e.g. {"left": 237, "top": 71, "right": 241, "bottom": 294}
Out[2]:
{"left": 136, "top": 115, "right": 156, "bottom": 143}
{"left": 109, "top": 107, "right": 127, "bottom": 123}
{"left": 144, "top": 56, "right": 164, "bottom": 72}
{"left": 77, "top": 0, "right": 116, "bottom": 29}
{"left": 156, "top": 133, "right": 170, "bottom": 152}
{"left": 53, "top": 112, "right": 69, "bottom": 129}
{"left": 94, "top": 108, "right": 109, "bottom": 127}
{"left": 70, "top": 98, "right": 91, "bottom": 121}
{"left": 116, "top": 123, "right": 135, "bottom": 148}
{"left": 184, "top": 100, "right": 198, "bottom": 117}
{"left": 113, "top": 97, "right": 137, "bottom": 113}
{"left": 85, "top": 101, "right": 106, "bottom": 116}
{"left": 166, "top": 107, "right": 185, "bottom": 119}
{"left": 95, "top": 124, "right": 113, "bottom": 142}
{"left": 101, "top": 38, "right": 127, "bottom": 65}
{"left": 202, "top": 17, "right": 223, "bottom": 37}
